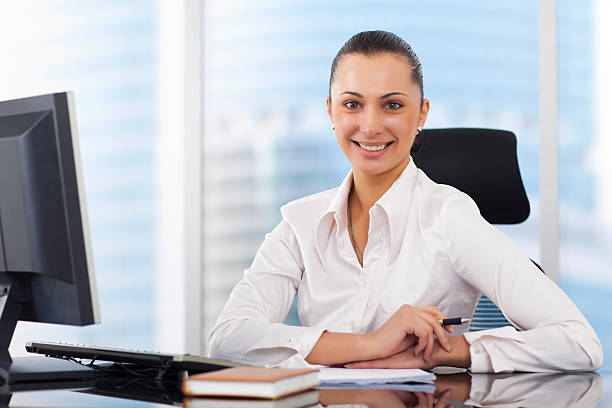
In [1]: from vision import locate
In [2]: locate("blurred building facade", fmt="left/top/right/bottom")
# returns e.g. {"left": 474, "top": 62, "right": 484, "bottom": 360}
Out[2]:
{"left": 4, "top": 0, "right": 159, "bottom": 353}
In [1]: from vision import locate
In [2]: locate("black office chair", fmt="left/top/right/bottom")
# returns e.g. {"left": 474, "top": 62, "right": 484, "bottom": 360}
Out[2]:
{"left": 412, "top": 128, "right": 537, "bottom": 331}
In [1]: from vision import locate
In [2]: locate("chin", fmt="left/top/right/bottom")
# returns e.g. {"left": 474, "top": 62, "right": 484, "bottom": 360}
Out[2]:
{"left": 351, "top": 157, "right": 409, "bottom": 179}
{"left": 352, "top": 164, "right": 394, "bottom": 177}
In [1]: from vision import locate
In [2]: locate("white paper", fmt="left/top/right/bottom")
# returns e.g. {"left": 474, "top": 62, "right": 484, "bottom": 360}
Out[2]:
{"left": 318, "top": 368, "right": 435, "bottom": 385}
{"left": 317, "top": 382, "right": 436, "bottom": 393}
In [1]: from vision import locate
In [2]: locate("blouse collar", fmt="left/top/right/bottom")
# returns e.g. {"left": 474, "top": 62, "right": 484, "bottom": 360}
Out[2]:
{"left": 315, "top": 158, "right": 419, "bottom": 265}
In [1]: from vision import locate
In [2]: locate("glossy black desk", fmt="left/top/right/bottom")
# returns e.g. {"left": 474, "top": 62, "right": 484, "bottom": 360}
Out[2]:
{"left": 3, "top": 370, "right": 612, "bottom": 407}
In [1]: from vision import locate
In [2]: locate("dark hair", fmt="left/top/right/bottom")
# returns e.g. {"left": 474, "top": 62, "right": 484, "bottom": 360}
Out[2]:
{"left": 329, "top": 31, "right": 425, "bottom": 153}
{"left": 329, "top": 31, "right": 423, "bottom": 104}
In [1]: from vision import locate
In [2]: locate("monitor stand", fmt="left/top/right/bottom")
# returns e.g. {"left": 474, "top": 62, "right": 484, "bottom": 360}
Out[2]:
{"left": 1, "top": 282, "right": 96, "bottom": 386}
{"left": 0, "top": 357, "right": 97, "bottom": 407}
{"left": 1, "top": 356, "right": 97, "bottom": 385}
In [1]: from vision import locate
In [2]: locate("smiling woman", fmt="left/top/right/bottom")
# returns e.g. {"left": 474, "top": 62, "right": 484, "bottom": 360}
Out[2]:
{"left": 207, "top": 30, "right": 603, "bottom": 373}
{"left": 327, "top": 51, "right": 430, "bottom": 267}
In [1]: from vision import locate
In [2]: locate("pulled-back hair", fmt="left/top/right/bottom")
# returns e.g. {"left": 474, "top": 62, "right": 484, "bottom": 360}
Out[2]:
{"left": 329, "top": 30, "right": 424, "bottom": 106}
{"left": 329, "top": 31, "right": 425, "bottom": 153}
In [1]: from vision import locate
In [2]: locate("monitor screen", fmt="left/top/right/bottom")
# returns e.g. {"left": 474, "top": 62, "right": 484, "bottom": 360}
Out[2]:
{"left": 0, "top": 92, "right": 100, "bottom": 366}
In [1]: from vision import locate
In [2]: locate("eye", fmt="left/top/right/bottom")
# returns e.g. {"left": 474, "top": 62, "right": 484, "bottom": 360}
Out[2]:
{"left": 385, "top": 101, "right": 403, "bottom": 110}
{"left": 344, "top": 101, "right": 362, "bottom": 109}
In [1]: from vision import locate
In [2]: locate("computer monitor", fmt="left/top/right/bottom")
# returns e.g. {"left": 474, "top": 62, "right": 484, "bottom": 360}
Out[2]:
{"left": 0, "top": 92, "right": 100, "bottom": 382}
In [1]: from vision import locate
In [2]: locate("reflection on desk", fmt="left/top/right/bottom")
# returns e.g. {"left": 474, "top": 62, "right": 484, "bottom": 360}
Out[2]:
{"left": 466, "top": 372, "right": 602, "bottom": 408}
{"left": 2, "top": 374, "right": 181, "bottom": 408}
{"left": 2, "top": 371, "right": 608, "bottom": 407}
{"left": 317, "top": 372, "right": 602, "bottom": 408}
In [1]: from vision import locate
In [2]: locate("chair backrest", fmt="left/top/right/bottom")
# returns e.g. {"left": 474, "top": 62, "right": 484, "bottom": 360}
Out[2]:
{"left": 413, "top": 128, "right": 530, "bottom": 224}
{"left": 413, "top": 128, "right": 530, "bottom": 331}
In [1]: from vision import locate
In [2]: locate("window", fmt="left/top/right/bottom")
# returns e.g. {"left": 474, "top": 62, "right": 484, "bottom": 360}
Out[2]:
{"left": 558, "top": 0, "right": 611, "bottom": 370}
{"left": 201, "top": 1, "right": 540, "bottom": 349}
{"left": 1, "top": 1, "right": 160, "bottom": 354}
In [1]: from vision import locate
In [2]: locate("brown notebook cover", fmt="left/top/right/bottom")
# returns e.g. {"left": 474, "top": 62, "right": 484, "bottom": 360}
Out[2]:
{"left": 182, "top": 367, "right": 320, "bottom": 399}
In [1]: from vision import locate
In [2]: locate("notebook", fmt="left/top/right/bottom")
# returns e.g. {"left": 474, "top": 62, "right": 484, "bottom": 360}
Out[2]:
{"left": 183, "top": 390, "right": 319, "bottom": 408}
{"left": 182, "top": 367, "right": 320, "bottom": 399}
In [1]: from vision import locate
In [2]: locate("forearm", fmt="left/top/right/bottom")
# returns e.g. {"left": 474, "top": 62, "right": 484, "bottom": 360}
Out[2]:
{"left": 432, "top": 335, "right": 471, "bottom": 369}
{"left": 306, "top": 331, "right": 375, "bottom": 365}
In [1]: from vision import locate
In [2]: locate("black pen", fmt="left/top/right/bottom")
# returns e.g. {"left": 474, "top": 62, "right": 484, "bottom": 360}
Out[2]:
{"left": 438, "top": 318, "right": 471, "bottom": 325}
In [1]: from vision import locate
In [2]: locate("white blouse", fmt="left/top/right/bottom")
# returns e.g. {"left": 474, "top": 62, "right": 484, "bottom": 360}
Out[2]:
{"left": 207, "top": 158, "right": 603, "bottom": 372}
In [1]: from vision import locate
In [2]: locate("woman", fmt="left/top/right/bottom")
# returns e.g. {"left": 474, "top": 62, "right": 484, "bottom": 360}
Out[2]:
{"left": 208, "top": 31, "right": 603, "bottom": 372}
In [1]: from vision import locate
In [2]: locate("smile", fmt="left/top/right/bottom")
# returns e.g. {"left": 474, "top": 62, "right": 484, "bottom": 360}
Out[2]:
{"left": 353, "top": 141, "right": 394, "bottom": 152}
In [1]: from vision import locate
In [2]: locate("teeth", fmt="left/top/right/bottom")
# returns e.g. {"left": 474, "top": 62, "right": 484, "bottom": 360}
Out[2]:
{"left": 359, "top": 142, "right": 388, "bottom": 151}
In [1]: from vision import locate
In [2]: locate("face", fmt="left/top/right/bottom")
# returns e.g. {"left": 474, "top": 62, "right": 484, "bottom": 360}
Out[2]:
{"left": 327, "top": 52, "right": 429, "bottom": 179}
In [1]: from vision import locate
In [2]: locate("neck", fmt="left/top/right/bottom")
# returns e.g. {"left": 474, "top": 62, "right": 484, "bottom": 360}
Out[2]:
{"left": 350, "top": 157, "right": 411, "bottom": 214}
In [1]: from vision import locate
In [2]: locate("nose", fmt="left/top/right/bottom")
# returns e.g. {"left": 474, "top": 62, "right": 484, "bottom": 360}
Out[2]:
{"left": 360, "top": 106, "right": 384, "bottom": 137}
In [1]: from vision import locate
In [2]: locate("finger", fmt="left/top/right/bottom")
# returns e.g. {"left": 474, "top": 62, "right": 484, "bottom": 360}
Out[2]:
{"left": 420, "top": 313, "right": 451, "bottom": 352}
{"left": 435, "top": 389, "right": 451, "bottom": 408}
{"left": 417, "top": 307, "right": 457, "bottom": 335}
{"left": 414, "top": 392, "right": 428, "bottom": 408}
{"left": 412, "top": 328, "right": 425, "bottom": 356}
{"left": 384, "top": 391, "right": 412, "bottom": 408}
{"left": 425, "top": 328, "right": 435, "bottom": 360}
{"left": 396, "top": 390, "right": 418, "bottom": 406}
{"left": 425, "top": 392, "right": 434, "bottom": 408}
{"left": 418, "top": 393, "right": 433, "bottom": 408}
{"left": 418, "top": 306, "right": 447, "bottom": 320}
{"left": 400, "top": 334, "right": 418, "bottom": 349}
{"left": 392, "top": 335, "right": 418, "bottom": 355}
{"left": 413, "top": 327, "right": 432, "bottom": 357}
{"left": 425, "top": 331, "right": 434, "bottom": 362}
{"left": 423, "top": 329, "right": 435, "bottom": 362}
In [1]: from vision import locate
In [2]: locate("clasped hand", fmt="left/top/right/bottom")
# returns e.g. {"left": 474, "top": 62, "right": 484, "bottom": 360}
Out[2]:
{"left": 348, "top": 304, "right": 453, "bottom": 369}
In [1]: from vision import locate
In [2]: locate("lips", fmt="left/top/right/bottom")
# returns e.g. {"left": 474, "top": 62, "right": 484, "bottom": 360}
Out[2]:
{"left": 352, "top": 140, "right": 394, "bottom": 152}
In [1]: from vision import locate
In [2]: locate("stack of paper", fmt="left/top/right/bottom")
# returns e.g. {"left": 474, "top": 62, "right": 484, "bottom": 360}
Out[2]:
{"left": 317, "top": 381, "right": 435, "bottom": 394}
{"left": 318, "top": 368, "right": 435, "bottom": 385}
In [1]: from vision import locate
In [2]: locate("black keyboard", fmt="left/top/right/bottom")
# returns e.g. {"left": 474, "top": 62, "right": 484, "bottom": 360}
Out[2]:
{"left": 26, "top": 341, "right": 242, "bottom": 373}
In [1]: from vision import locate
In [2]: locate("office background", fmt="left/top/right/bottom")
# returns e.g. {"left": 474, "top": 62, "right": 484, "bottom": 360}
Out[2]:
{"left": 1, "top": 0, "right": 611, "bottom": 373}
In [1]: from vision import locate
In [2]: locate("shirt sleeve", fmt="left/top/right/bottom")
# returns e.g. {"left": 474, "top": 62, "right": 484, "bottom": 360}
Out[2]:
{"left": 207, "top": 218, "right": 326, "bottom": 367}
{"left": 440, "top": 194, "right": 603, "bottom": 373}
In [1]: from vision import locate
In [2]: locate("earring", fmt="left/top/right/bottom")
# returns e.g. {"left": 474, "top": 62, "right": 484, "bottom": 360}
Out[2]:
{"left": 332, "top": 125, "right": 335, "bottom": 131}
{"left": 416, "top": 126, "right": 422, "bottom": 134}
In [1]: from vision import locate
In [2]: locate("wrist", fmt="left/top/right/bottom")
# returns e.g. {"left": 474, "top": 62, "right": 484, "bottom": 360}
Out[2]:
{"left": 358, "top": 332, "right": 379, "bottom": 361}
{"left": 307, "top": 331, "right": 379, "bottom": 365}
{"left": 432, "top": 335, "right": 471, "bottom": 368}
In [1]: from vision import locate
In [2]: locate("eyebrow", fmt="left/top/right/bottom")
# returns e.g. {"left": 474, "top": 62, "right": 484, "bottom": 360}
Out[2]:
{"left": 340, "top": 91, "right": 408, "bottom": 99}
